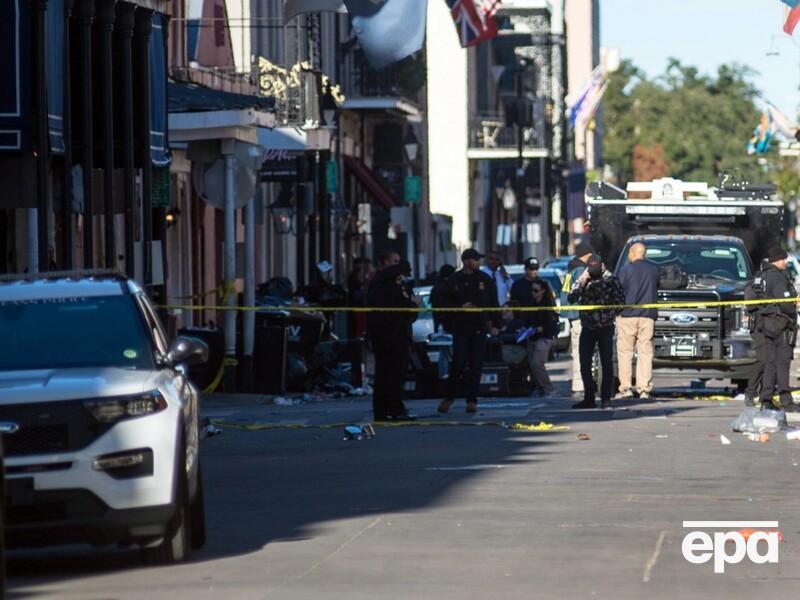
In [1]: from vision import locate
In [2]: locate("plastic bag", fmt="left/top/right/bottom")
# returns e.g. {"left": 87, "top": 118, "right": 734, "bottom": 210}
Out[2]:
{"left": 731, "top": 407, "right": 787, "bottom": 433}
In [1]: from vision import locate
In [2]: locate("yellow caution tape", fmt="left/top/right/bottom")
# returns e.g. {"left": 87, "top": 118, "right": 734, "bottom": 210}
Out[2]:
{"left": 163, "top": 296, "right": 800, "bottom": 314}
{"left": 202, "top": 357, "right": 239, "bottom": 394}
{"left": 209, "top": 418, "right": 569, "bottom": 432}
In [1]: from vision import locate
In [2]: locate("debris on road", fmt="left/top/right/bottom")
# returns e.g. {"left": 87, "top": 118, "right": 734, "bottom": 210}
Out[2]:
{"left": 343, "top": 424, "right": 376, "bottom": 441}
{"left": 273, "top": 396, "right": 303, "bottom": 406}
{"left": 508, "top": 421, "right": 570, "bottom": 432}
{"left": 786, "top": 430, "right": 800, "bottom": 441}
{"left": 745, "top": 432, "right": 770, "bottom": 443}
{"left": 720, "top": 434, "right": 731, "bottom": 445}
{"left": 655, "top": 434, "right": 669, "bottom": 439}
{"left": 201, "top": 422, "right": 224, "bottom": 438}
{"left": 731, "top": 407, "right": 786, "bottom": 434}
{"left": 577, "top": 433, "right": 591, "bottom": 441}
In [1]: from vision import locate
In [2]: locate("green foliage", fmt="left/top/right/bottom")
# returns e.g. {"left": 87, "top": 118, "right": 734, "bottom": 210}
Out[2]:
{"left": 603, "top": 58, "right": 764, "bottom": 187}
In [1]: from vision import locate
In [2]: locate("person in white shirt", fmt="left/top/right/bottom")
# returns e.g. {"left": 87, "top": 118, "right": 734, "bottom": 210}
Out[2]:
{"left": 481, "top": 250, "right": 513, "bottom": 307}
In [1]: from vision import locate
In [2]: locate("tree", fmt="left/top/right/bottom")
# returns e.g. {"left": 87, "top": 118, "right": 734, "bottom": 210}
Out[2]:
{"left": 603, "top": 59, "right": 763, "bottom": 187}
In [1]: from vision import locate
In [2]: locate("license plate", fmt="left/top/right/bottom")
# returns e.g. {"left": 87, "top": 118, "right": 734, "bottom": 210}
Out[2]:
{"left": 404, "top": 381, "right": 416, "bottom": 391}
{"left": 671, "top": 344, "right": 696, "bottom": 357}
{"left": 480, "top": 373, "right": 499, "bottom": 385}
{"left": 6, "top": 477, "right": 35, "bottom": 505}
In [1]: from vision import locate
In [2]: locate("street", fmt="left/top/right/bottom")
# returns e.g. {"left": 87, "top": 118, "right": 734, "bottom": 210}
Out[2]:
{"left": 7, "top": 358, "right": 800, "bottom": 600}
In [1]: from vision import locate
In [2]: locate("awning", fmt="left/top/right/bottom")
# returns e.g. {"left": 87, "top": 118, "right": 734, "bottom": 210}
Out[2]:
{"left": 46, "top": 0, "right": 64, "bottom": 154}
{"left": 344, "top": 155, "right": 400, "bottom": 210}
{"left": 150, "top": 13, "right": 169, "bottom": 166}
{"left": 0, "top": 0, "right": 29, "bottom": 152}
{"left": 169, "top": 82, "right": 275, "bottom": 113}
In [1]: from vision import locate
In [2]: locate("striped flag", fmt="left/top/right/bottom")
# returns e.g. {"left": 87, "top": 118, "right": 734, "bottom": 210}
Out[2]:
{"left": 568, "top": 66, "right": 606, "bottom": 130}
{"left": 445, "top": 0, "right": 502, "bottom": 48}
{"left": 782, "top": 0, "right": 800, "bottom": 34}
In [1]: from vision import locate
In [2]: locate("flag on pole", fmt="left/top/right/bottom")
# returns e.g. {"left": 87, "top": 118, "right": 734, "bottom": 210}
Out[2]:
{"left": 568, "top": 66, "right": 606, "bottom": 130}
{"left": 783, "top": 0, "right": 800, "bottom": 34}
{"left": 445, "top": 0, "right": 502, "bottom": 48}
{"left": 343, "top": 0, "right": 428, "bottom": 69}
{"left": 767, "top": 103, "right": 799, "bottom": 140}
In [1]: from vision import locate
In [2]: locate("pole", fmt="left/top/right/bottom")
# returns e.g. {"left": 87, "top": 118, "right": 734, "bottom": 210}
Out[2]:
{"left": 116, "top": 2, "right": 136, "bottom": 277}
{"left": 222, "top": 140, "right": 237, "bottom": 391}
{"left": 30, "top": 0, "right": 51, "bottom": 272}
{"left": 97, "top": 0, "right": 116, "bottom": 269}
{"left": 78, "top": 0, "right": 96, "bottom": 268}
{"left": 515, "top": 64, "right": 525, "bottom": 263}
{"left": 62, "top": 0, "right": 75, "bottom": 269}
{"left": 243, "top": 196, "right": 255, "bottom": 391}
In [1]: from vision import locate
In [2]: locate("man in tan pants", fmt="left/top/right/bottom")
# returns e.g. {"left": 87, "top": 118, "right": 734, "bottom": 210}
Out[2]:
{"left": 615, "top": 243, "right": 660, "bottom": 400}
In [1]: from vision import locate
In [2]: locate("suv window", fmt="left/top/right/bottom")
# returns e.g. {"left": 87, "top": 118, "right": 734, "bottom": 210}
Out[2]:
{"left": 0, "top": 295, "right": 155, "bottom": 371}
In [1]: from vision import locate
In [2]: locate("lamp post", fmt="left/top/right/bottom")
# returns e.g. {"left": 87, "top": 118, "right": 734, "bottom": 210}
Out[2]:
{"left": 266, "top": 184, "right": 296, "bottom": 236}
{"left": 403, "top": 127, "right": 421, "bottom": 283}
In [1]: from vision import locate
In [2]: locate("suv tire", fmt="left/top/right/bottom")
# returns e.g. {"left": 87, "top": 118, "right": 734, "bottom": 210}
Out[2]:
{"left": 190, "top": 466, "right": 206, "bottom": 549}
{"left": 142, "top": 440, "right": 191, "bottom": 564}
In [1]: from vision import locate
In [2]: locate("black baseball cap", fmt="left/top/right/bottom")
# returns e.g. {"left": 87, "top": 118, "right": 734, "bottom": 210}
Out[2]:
{"left": 575, "top": 241, "right": 594, "bottom": 259}
{"left": 768, "top": 246, "right": 788, "bottom": 262}
{"left": 587, "top": 254, "right": 603, "bottom": 276}
{"left": 461, "top": 248, "right": 485, "bottom": 261}
{"left": 524, "top": 257, "right": 540, "bottom": 270}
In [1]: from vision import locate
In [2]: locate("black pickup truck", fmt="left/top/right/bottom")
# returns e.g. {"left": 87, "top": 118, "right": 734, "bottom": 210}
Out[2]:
{"left": 586, "top": 178, "right": 784, "bottom": 388}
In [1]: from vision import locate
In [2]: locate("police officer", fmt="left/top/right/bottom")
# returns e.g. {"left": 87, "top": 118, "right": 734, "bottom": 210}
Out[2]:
{"left": 437, "top": 249, "right": 499, "bottom": 415}
{"left": 561, "top": 241, "right": 595, "bottom": 400}
{"left": 367, "top": 262, "right": 418, "bottom": 421}
{"left": 757, "top": 247, "right": 798, "bottom": 413}
{"left": 743, "top": 259, "right": 769, "bottom": 407}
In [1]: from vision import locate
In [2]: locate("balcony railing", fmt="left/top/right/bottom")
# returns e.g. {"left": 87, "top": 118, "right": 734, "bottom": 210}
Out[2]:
{"left": 340, "top": 50, "right": 424, "bottom": 102}
{"left": 468, "top": 111, "right": 548, "bottom": 151}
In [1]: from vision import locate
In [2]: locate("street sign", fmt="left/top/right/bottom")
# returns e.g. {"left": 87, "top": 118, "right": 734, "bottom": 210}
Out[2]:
{"left": 404, "top": 175, "right": 421, "bottom": 204}
{"left": 326, "top": 161, "right": 338, "bottom": 194}
{"left": 151, "top": 167, "right": 171, "bottom": 208}
{"left": 260, "top": 150, "right": 309, "bottom": 182}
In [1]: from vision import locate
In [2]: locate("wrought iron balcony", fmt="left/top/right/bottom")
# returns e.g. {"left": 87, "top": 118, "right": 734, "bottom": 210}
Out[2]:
{"left": 468, "top": 112, "right": 548, "bottom": 153}
{"left": 340, "top": 50, "right": 425, "bottom": 102}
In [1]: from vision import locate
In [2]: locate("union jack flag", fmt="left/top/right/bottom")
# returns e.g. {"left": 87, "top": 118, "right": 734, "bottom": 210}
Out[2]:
{"left": 445, "top": 0, "right": 502, "bottom": 48}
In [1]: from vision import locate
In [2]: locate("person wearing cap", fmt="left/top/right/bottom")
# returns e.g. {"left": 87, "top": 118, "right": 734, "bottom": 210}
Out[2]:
{"left": 567, "top": 254, "right": 625, "bottom": 409}
{"left": 367, "top": 262, "right": 419, "bottom": 421}
{"left": 561, "top": 241, "right": 595, "bottom": 400}
{"left": 756, "top": 246, "right": 798, "bottom": 413}
{"left": 481, "top": 250, "right": 514, "bottom": 307}
{"left": 510, "top": 257, "right": 555, "bottom": 396}
{"left": 615, "top": 242, "right": 660, "bottom": 401}
{"left": 437, "top": 249, "right": 500, "bottom": 414}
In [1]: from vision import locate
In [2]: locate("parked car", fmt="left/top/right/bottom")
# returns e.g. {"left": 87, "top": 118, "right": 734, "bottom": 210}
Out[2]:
{"left": 505, "top": 266, "right": 571, "bottom": 353}
{"left": 542, "top": 256, "right": 571, "bottom": 275}
{"left": 412, "top": 286, "right": 434, "bottom": 344}
{"left": 0, "top": 271, "right": 208, "bottom": 563}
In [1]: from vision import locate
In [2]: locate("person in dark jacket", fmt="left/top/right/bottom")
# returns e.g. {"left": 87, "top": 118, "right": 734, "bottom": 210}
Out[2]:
{"left": 437, "top": 249, "right": 499, "bottom": 414}
{"left": 568, "top": 254, "right": 626, "bottom": 409}
{"left": 561, "top": 241, "right": 595, "bottom": 399}
{"left": 367, "top": 262, "right": 419, "bottom": 421}
{"left": 526, "top": 280, "right": 558, "bottom": 396}
{"left": 743, "top": 259, "right": 769, "bottom": 407}
{"left": 510, "top": 257, "right": 540, "bottom": 308}
{"left": 757, "top": 246, "right": 798, "bottom": 412}
{"left": 615, "top": 242, "right": 660, "bottom": 400}
{"left": 431, "top": 264, "right": 456, "bottom": 332}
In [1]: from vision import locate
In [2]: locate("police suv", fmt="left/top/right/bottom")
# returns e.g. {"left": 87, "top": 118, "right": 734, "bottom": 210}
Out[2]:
{"left": 0, "top": 271, "right": 208, "bottom": 562}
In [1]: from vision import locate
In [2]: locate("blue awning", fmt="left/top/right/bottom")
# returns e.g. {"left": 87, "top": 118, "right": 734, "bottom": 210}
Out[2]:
{"left": 150, "top": 13, "right": 169, "bottom": 166}
{"left": 46, "top": 0, "right": 65, "bottom": 154}
{"left": 0, "top": 0, "right": 29, "bottom": 153}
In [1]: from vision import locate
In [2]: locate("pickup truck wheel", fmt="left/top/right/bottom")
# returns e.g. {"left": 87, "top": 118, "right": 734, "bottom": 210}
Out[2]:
{"left": 142, "top": 442, "right": 191, "bottom": 564}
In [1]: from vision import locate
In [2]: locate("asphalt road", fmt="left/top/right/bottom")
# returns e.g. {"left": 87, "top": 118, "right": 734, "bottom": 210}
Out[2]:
{"left": 7, "top": 358, "right": 800, "bottom": 599}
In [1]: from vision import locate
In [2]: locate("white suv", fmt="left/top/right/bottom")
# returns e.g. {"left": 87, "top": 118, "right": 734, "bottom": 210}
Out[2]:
{"left": 0, "top": 271, "right": 208, "bottom": 563}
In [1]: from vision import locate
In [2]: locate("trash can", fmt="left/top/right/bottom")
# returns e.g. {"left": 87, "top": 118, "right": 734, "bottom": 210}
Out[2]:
{"left": 178, "top": 327, "right": 225, "bottom": 391}
{"left": 254, "top": 324, "right": 288, "bottom": 393}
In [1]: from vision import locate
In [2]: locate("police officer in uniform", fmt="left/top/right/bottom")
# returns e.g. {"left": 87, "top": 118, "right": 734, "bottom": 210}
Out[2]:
{"left": 367, "top": 262, "right": 418, "bottom": 421}
{"left": 757, "top": 247, "right": 798, "bottom": 413}
{"left": 437, "top": 249, "right": 499, "bottom": 414}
